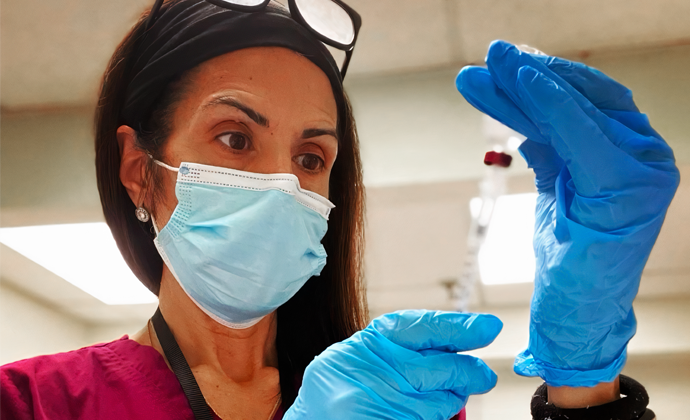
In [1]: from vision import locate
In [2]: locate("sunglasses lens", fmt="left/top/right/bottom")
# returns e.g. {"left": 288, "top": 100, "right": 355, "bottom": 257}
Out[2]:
{"left": 294, "top": 0, "right": 355, "bottom": 46}
{"left": 219, "top": 0, "right": 267, "bottom": 6}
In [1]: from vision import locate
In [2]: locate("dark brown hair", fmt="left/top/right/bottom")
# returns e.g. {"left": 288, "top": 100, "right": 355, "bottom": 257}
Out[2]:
{"left": 94, "top": 0, "right": 368, "bottom": 406}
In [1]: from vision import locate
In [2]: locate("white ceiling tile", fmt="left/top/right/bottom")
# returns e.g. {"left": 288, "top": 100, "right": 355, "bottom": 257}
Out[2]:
{"left": 1, "top": 0, "right": 150, "bottom": 108}
{"left": 3, "top": 0, "right": 690, "bottom": 108}
{"left": 346, "top": 0, "right": 453, "bottom": 75}
{"left": 455, "top": 0, "right": 690, "bottom": 64}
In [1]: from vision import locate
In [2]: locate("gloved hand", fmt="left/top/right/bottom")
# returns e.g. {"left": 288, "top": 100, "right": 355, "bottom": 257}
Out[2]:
{"left": 283, "top": 310, "right": 502, "bottom": 420}
{"left": 455, "top": 41, "right": 680, "bottom": 387}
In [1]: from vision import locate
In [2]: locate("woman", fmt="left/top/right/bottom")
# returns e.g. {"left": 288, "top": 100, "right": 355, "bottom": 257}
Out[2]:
{"left": 1, "top": 1, "right": 679, "bottom": 419}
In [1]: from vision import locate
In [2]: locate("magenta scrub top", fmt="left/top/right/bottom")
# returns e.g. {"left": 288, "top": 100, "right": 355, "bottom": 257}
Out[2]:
{"left": 0, "top": 336, "right": 285, "bottom": 420}
{"left": 1, "top": 336, "right": 466, "bottom": 420}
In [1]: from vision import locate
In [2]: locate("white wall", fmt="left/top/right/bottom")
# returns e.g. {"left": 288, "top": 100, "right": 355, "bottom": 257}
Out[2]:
{"left": 0, "top": 282, "right": 148, "bottom": 365}
{"left": 0, "top": 283, "right": 88, "bottom": 364}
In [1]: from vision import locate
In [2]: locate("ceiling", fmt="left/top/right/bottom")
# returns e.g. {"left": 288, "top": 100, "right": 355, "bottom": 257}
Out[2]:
{"left": 2, "top": 0, "right": 690, "bottom": 109}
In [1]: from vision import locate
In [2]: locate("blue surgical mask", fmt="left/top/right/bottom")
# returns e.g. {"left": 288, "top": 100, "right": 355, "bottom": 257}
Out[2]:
{"left": 151, "top": 160, "right": 335, "bottom": 329}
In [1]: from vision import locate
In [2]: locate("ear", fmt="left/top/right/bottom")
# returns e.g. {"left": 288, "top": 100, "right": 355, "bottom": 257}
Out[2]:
{"left": 117, "top": 125, "right": 148, "bottom": 207}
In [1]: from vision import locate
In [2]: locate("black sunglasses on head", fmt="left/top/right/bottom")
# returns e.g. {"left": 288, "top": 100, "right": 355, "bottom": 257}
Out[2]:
{"left": 145, "top": 0, "right": 362, "bottom": 78}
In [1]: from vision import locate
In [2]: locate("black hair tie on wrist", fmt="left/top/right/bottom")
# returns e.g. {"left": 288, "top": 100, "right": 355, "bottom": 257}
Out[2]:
{"left": 531, "top": 375, "right": 655, "bottom": 420}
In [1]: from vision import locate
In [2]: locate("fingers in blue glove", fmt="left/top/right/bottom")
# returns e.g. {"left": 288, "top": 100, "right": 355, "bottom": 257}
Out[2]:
{"left": 525, "top": 53, "right": 666, "bottom": 139}
{"left": 394, "top": 350, "right": 498, "bottom": 396}
{"left": 515, "top": 66, "right": 666, "bottom": 199}
{"left": 486, "top": 40, "right": 610, "bottom": 117}
{"left": 364, "top": 312, "right": 501, "bottom": 400}
{"left": 455, "top": 66, "right": 544, "bottom": 142}
{"left": 458, "top": 58, "right": 627, "bottom": 198}
{"left": 371, "top": 310, "right": 503, "bottom": 353}
{"left": 518, "top": 46, "right": 670, "bottom": 144}
{"left": 529, "top": 54, "right": 639, "bottom": 113}
{"left": 486, "top": 41, "right": 676, "bottom": 166}
{"left": 517, "top": 139, "right": 565, "bottom": 193}
{"left": 287, "top": 311, "right": 503, "bottom": 420}
{"left": 455, "top": 66, "right": 568, "bottom": 193}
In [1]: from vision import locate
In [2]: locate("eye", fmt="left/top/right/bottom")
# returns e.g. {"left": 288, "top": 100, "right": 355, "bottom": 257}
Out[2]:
{"left": 217, "top": 132, "right": 250, "bottom": 150}
{"left": 294, "top": 154, "right": 325, "bottom": 172}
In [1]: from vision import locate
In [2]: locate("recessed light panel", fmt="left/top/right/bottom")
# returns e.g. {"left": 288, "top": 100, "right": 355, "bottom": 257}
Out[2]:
{"left": 0, "top": 223, "right": 158, "bottom": 305}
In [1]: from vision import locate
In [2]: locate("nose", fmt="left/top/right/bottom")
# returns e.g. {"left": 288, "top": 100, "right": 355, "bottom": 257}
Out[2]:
{"left": 245, "top": 147, "right": 293, "bottom": 175}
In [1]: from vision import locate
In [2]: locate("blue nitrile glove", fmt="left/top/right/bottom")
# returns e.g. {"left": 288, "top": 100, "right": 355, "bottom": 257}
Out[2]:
{"left": 283, "top": 310, "right": 502, "bottom": 420}
{"left": 455, "top": 40, "right": 680, "bottom": 387}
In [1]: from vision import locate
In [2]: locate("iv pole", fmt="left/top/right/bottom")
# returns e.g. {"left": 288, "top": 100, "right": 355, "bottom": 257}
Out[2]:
{"left": 450, "top": 116, "right": 523, "bottom": 312}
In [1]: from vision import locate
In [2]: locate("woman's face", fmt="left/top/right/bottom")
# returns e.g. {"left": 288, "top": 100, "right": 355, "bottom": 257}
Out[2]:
{"left": 141, "top": 47, "right": 339, "bottom": 226}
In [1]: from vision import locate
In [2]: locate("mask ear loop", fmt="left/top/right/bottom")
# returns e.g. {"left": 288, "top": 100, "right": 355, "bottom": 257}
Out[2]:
{"left": 145, "top": 153, "right": 179, "bottom": 236}
{"left": 150, "top": 214, "right": 161, "bottom": 236}
{"left": 147, "top": 153, "right": 180, "bottom": 173}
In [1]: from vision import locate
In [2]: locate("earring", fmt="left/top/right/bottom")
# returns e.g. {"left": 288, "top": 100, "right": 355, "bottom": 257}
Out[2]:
{"left": 135, "top": 207, "right": 150, "bottom": 223}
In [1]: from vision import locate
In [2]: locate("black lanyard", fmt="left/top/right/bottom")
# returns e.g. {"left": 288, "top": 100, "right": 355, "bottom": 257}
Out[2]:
{"left": 151, "top": 307, "right": 214, "bottom": 420}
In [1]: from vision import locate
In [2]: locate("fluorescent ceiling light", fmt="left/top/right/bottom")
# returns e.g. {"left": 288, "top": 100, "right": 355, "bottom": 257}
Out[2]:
{"left": 0, "top": 223, "right": 157, "bottom": 305}
{"left": 477, "top": 193, "right": 538, "bottom": 285}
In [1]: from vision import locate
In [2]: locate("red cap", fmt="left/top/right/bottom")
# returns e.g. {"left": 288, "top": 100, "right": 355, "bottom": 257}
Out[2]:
{"left": 484, "top": 151, "right": 513, "bottom": 168}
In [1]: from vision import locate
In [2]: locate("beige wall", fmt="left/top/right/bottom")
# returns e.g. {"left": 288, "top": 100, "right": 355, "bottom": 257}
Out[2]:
{"left": 0, "top": 283, "right": 87, "bottom": 365}
{"left": 0, "top": 282, "right": 146, "bottom": 365}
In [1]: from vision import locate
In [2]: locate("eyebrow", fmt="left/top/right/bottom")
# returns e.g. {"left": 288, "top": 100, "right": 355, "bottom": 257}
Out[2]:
{"left": 203, "top": 96, "right": 269, "bottom": 127}
{"left": 303, "top": 128, "right": 338, "bottom": 141}
{"left": 203, "top": 96, "right": 338, "bottom": 141}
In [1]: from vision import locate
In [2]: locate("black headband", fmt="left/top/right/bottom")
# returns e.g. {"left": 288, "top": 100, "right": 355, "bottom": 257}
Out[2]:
{"left": 121, "top": 0, "right": 345, "bottom": 134}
